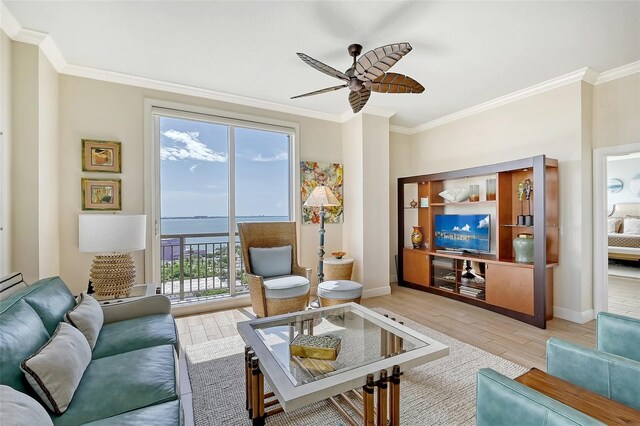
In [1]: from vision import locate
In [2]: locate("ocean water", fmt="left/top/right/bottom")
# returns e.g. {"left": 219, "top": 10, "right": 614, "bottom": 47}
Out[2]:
{"left": 161, "top": 216, "right": 288, "bottom": 242}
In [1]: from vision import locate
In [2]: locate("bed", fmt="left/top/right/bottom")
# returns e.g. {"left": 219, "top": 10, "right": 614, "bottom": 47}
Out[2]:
{"left": 608, "top": 203, "right": 640, "bottom": 262}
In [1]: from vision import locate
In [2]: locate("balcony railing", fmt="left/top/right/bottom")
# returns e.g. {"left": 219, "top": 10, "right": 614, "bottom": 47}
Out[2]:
{"left": 160, "top": 232, "right": 248, "bottom": 303}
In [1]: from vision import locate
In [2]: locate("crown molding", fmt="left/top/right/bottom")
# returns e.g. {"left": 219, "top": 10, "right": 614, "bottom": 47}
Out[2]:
{"left": 595, "top": 60, "right": 640, "bottom": 85}
{"left": 1, "top": 2, "right": 20, "bottom": 38}
{"left": 62, "top": 64, "right": 343, "bottom": 123}
{"left": 408, "top": 67, "right": 598, "bottom": 135}
{"left": 389, "top": 125, "right": 413, "bottom": 135}
{"left": 339, "top": 105, "right": 396, "bottom": 123}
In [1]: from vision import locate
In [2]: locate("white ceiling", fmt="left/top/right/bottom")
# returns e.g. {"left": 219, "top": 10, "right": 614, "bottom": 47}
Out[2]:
{"left": 5, "top": 1, "right": 640, "bottom": 128}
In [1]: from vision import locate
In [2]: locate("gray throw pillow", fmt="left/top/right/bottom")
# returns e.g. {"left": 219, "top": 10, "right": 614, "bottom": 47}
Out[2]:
{"left": 64, "top": 293, "right": 104, "bottom": 349}
{"left": 249, "top": 245, "right": 292, "bottom": 278}
{"left": 20, "top": 322, "right": 91, "bottom": 414}
{"left": 0, "top": 385, "right": 53, "bottom": 426}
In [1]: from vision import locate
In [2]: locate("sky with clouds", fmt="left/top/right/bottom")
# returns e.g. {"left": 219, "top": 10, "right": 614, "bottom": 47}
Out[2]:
{"left": 160, "top": 116, "right": 290, "bottom": 218}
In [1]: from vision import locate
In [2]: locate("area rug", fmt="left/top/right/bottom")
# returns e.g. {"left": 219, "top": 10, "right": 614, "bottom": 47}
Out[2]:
{"left": 185, "top": 308, "right": 527, "bottom": 425}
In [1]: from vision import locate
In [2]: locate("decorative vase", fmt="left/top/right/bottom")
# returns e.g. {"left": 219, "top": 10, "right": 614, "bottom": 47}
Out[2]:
{"left": 513, "top": 233, "right": 534, "bottom": 263}
{"left": 411, "top": 226, "right": 423, "bottom": 249}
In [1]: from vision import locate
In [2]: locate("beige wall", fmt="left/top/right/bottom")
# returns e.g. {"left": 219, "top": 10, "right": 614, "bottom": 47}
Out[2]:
{"left": 389, "top": 131, "right": 411, "bottom": 281}
{"left": 0, "top": 31, "right": 11, "bottom": 275}
{"left": 37, "top": 50, "right": 60, "bottom": 278}
{"left": 407, "top": 82, "right": 594, "bottom": 320}
{"left": 593, "top": 73, "right": 640, "bottom": 149}
{"left": 58, "top": 75, "right": 343, "bottom": 294}
{"left": 9, "top": 42, "right": 60, "bottom": 282}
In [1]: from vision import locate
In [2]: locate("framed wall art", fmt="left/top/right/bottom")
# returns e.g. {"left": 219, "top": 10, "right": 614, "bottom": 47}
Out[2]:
{"left": 81, "top": 178, "right": 121, "bottom": 210}
{"left": 82, "top": 139, "right": 122, "bottom": 173}
{"left": 301, "top": 161, "right": 343, "bottom": 224}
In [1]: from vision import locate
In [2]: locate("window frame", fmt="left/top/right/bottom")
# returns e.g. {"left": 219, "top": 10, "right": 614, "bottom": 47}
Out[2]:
{"left": 144, "top": 99, "right": 300, "bottom": 296}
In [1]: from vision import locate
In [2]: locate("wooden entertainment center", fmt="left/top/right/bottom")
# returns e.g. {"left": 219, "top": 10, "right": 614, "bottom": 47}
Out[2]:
{"left": 397, "top": 155, "right": 558, "bottom": 329}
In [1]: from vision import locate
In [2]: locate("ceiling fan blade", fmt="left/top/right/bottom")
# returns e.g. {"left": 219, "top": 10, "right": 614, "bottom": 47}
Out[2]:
{"left": 348, "top": 89, "right": 371, "bottom": 114}
{"left": 365, "top": 73, "right": 425, "bottom": 94}
{"left": 291, "top": 84, "right": 348, "bottom": 99}
{"left": 297, "top": 53, "right": 350, "bottom": 82}
{"left": 355, "top": 42, "right": 412, "bottom": 82}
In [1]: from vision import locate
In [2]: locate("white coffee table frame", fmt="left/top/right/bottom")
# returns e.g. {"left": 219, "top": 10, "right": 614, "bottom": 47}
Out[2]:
{"left": 237, "top": 303, "right": 449, "bottom": 426}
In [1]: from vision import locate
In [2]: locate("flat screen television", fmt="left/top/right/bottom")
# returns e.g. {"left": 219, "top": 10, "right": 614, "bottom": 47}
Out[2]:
{"left": 434, "top": 214, "right": 491, "bottom": 253}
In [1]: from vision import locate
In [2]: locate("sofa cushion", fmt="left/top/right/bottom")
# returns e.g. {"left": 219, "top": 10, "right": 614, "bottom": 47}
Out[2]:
{"left": 21, "top": 323, "right": 92, "bottom": 414}
{"left": 51, "top": 344, "right": 178, "bottom": 426}
{"left": 0, "top": 384, "right": 53, "bottom": 426}
{"left": 23, "top": 277, "right": 76, "bottom": 335}
{"left": 597, "top": 312, "right": 640, "bottom": 362}
{"left": 0, "top": 272, "right": 27, "bottom": 301}
{"left": 263, "top": 275, "right": 310, "bottom": 299}
{"left": 250, "top": 245, "right": 292, "bottom": 278}
{"left": 0, "top": 300, "right": 50, "bottom": 393}
{"left": 92, "top": 314, "right": 178, "bottom": 359}
{"left": 64, "top": 293, "right": 104, "bottom": 350}
{"left": 82, "top": 400, "right": 182, "bottom": 426}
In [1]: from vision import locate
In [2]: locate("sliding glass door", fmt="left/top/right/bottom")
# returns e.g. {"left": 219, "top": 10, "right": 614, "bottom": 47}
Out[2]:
{"left": 154, "top": 109, "right": 293, "bottom": 303}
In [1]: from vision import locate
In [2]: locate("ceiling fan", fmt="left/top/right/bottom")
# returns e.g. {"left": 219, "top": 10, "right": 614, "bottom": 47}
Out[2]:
{"left": 292, "top": 42, "right": 425, "bottom": 113}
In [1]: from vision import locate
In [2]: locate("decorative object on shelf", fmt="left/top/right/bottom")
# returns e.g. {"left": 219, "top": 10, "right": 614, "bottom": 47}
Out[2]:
{"left": 82, "top": 139, "right": 121, "bottom": 173}
{"left": 305, "top": 185, "right": 340, "bottom": 307}
{"left": 411, "top": 226, "right": 424, "bottom": 249}
{"left": 420, "top": 197, "right": 429, "bottom": 208}
{"left": 439, "top": 188, "right": 469, "bottom": 203}
{"left": 81, "top": 178, "right": 121, "bottom": 211}
{"left": 409, "top": 199, "right": 418, "bottom": 208}
{"left": 289, "top": 334, "right": 341, "bottom": 360}
{"left": 513, "top": 233, "right": 534, "bottom": 263}
{"left": 469, "top": 185, "right": 480, "bottom": 202}
{"left": 486, "top": 178, "right": 496, "bottom": 201}
{"left": 629, "top": 173, "right": 640, "bottom": 198}
{"left": 301, "top": 162, "right": 343, "bottom": 224}
{"left": 460, "top": 260, "right": 475, "bottom": 281}
{"left": 331, "top": 251, "right": 346, "bottom": 259}
{"left": 607, "top": 178, "right": 623, "bottom": 193}
{"left": 516, "top": 178, "right": 533, "bottom": 226}
{"left": 78, "top": 214, "right": 146, "bottom": 299}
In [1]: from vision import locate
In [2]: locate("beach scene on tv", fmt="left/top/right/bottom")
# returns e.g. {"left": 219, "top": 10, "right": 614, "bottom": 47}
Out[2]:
{"left": 434, "top": 214, "right": 491, "bottom": 253}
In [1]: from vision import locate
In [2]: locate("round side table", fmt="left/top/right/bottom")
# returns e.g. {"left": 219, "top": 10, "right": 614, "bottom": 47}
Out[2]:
{"left": 323, "top": 257, "right": 354, "bottom": 280}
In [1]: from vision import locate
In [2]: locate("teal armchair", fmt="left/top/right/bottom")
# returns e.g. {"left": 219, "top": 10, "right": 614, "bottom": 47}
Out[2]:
{"left": 596, "top": 312, "right": 640, "bottom": 362}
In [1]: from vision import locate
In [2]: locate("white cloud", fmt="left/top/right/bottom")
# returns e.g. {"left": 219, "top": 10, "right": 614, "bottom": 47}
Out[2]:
{"left": 251, "top": 151, "right": 288, "bottom": 162}
{"left": 160, "top": 130, "right": 227, "bottom": 162}
{"left": 189, "top": 164, "right": 198, "bottom": 172}
{"left": 478, "top": 215, "right": 490, "bottom": 229}
{"left": 461, "top": 224, "right": 471, "bottom": 232}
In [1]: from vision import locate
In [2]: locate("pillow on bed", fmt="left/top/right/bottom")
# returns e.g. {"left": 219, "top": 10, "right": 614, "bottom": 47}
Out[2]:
{"left": 607, "top": 218, "right": 623, "bottom": 233}
{"left": 623, "top": 217, "right": 640, "bottom": 235}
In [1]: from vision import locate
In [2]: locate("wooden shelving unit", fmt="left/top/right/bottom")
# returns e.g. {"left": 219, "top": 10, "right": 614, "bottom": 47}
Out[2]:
{"left": 398, "top": 155, "right": 559, "bottom": 329}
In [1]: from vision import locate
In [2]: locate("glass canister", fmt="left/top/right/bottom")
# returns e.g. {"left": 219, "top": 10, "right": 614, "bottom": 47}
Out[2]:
{"left": 513, "top": 233, "right": 534, "bottom": 263}
{"left": 486, "top": 178, "right": 496, "bottom": 201}
{"left": 469, "top": 185, "right": 480, "bottom": 202}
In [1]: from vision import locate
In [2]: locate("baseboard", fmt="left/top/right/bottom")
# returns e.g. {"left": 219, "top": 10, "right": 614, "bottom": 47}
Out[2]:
{"left": 363, "top": 286, "right": 392, "bottom": 299}
{"left": 553, "top": 306, "right": 595, "bottom": 324}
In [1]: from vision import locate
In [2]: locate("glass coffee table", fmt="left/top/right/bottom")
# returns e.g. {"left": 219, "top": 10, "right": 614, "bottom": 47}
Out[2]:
{"left": 237, "top": 303, "right": 449, "bottom": 426}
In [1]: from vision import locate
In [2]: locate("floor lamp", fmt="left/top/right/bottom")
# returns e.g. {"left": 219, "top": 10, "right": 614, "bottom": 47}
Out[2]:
{"left": 304, "top": 185, "right": 340, "bottom": 307}
{"left": 79, "top": 214, "right": 146, "bottom": 300}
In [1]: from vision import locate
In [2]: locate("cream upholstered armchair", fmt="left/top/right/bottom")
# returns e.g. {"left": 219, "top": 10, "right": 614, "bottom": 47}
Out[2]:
{"left": 238, "top": 222, "right": 311, "bottom": 317}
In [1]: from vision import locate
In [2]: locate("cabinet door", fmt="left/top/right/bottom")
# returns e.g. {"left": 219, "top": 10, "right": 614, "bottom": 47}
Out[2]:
{"left": 403, "top": 249, "right": 430, "bottom": 286}
{"left": 486, "top": 264, "right": 534, "bottom": 315}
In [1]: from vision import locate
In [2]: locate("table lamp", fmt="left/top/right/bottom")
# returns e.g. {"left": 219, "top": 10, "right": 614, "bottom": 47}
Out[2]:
{"left": 304, "top": 185, "right": 340, "bottom": 306}
{"left": 79, "top": 214, "right": 146, "bottom": 300}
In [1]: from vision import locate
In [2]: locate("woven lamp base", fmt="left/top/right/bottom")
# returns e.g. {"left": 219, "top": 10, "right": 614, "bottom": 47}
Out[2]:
{"left": 90, "top": 253, "right": 136, "bottom": 300}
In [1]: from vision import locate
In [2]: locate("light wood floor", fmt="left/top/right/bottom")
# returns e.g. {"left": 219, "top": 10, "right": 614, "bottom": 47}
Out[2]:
{"left": 176, "top": 284, "right": 597, "bottom": 373}
{"left": 609, "top": 274, "right": 640, "bottom": 319}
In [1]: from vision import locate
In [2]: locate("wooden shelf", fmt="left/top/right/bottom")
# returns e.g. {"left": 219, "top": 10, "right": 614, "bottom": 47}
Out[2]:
{"left": 430, "top": 200, "right": 496, "bottom": 206}
{"left": 398, "top": 155, "right": 559, "bottom": 329}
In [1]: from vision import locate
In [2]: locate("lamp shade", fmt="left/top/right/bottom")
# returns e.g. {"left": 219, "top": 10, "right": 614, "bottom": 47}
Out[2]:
{"left": 304, "top": 185, "right": 340, "bottom": 207}
{"left": 79, "top": 214, "right": 146, "bottom": 253}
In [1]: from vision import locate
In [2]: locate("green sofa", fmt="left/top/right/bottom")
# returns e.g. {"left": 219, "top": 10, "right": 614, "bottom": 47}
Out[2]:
{"left": 476, "top": 312, "right": 640, "bottom": 425}
{"left": 0, "top": 276, "right": 183, "bottom": 425}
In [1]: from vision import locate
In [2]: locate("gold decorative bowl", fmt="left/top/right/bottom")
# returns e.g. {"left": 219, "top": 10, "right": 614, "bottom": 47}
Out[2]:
{"left": 331, "top": 251, "right": 346, "bottom": 259}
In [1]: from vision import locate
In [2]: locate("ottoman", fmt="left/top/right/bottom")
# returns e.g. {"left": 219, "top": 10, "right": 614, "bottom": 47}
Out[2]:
{"left": 317, "top": 280, "right": 363, "bottom": 307}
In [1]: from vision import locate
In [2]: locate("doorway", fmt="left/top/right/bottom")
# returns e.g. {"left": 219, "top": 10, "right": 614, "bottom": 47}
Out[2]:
{"left": 593, "top": 142, "right": 640, "bottom": 319}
